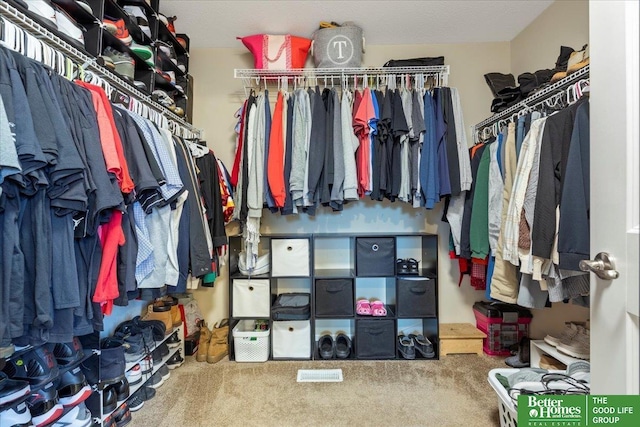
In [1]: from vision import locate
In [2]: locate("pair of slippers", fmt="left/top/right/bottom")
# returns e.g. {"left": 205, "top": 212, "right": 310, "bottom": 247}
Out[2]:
{"left": 356, "top": 299, "right": 386, "bottom": 316}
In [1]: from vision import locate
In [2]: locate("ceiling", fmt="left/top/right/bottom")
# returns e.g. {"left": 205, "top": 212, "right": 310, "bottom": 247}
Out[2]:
{"left": 161, "top": 0, "right": 554, "bottom": 49}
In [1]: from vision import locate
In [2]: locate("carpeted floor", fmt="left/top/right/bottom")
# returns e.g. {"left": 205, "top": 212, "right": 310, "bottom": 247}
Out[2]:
{"left": 128, "top": 354, "right": 506, "bottom": 427}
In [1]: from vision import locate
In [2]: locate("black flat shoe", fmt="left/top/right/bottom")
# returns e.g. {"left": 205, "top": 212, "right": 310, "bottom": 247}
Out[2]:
{"left": 335, "top": 334, "right": 351, "bottom": 359}
{"left": 318, "top": 335, "right": 334, "bottom": 359}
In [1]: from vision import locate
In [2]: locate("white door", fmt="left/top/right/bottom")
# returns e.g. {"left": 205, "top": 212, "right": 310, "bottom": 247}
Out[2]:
{"left": 589, "top": 0, "right": 639, "bottom": 394}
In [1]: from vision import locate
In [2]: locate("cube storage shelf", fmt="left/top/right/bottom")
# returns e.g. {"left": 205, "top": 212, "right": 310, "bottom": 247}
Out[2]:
{"left": 228, "top": 233, "right": 439, "bottom": 361}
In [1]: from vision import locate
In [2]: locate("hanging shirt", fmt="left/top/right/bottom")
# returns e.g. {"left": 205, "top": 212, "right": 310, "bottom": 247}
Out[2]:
{"left": 353, "top": 88, "right": 374, "bottom": 197}
{"left": 341, "top": 89, "right": 359, "bottom": 200}
{"left": 268, "top": 90, "right": 287, "bottom": 208}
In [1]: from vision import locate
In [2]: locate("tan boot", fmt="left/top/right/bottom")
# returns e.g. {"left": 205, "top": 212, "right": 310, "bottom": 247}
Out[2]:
{"left": 207, "top": 319, "right": 229, "bottom": 364}
{"left": 143, "top": 303, "right": 173, "bottom": 334}
{"left": 196, "top": 322, "right": 211, "bottom": 362}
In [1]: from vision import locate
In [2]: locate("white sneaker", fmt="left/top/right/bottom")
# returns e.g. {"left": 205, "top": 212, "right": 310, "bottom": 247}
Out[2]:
{"left": 543, "top": 322, "right": 584, "bottom": 347}
{"left": 557, "top": 327, "right": 590, "bottom": 359}
{"left": 54, "top": 7, "right": 85, "bottom": 48}
{"left": 24, "top": 0, "right": 57, "bottom": 28}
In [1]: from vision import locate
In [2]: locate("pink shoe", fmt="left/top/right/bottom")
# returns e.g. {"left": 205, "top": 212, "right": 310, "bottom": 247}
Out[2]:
{"left": 370, "top": 300, "right": 387, "bottom": 317}
{"left": 356, "top": 299, "right": 372, "bottom": 316}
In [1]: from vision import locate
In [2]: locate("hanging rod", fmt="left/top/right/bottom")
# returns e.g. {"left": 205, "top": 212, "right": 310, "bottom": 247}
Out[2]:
{"left": 474, "top": 64, "right": 590, "bottom": 131}
{"left": 234, "top": 65, "right": 449, "bottom": 79}
{"left": 0, "top": 0, "right": 201, "bottom": 138}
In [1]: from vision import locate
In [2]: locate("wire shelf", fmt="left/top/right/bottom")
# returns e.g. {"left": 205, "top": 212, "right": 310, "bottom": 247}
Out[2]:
{"left": 234, "top": 66, "right": 449, "bottom": 79}
{"left": 474, "top": 65, "right": 590, "bottom": 131}
{"left": 0, "top": 0, "right": 201, "bottom": 138}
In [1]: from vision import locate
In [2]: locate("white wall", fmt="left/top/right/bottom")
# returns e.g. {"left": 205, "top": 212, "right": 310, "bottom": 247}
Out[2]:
{"left": 189, "top": 42, "right": 510, "bottom": 328}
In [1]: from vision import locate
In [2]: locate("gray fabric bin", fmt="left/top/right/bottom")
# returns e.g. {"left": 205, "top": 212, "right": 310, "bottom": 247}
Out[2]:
{"left": 315, "top": 279, "right": 354, "bottom": 316}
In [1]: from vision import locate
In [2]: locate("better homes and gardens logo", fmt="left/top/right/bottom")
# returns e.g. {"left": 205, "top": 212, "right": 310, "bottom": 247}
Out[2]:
{"left": 519, "top": 395, "right": 640, "bottom": 426}
{"left": 519, "top": 395, "right": 585, "bottom": 426}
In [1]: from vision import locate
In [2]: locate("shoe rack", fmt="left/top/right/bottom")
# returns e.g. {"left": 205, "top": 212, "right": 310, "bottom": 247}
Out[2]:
{"left": 94, "top": 324, "right": 185, "bottom": 426}
{"left": 529, "top": 340, "right": 584, "bottom": 369}
{"left": 4, "top": 0, "right": 193, "bottom": 122}
{"left": 227, "top": 233, "right": 440, "bottom": 361}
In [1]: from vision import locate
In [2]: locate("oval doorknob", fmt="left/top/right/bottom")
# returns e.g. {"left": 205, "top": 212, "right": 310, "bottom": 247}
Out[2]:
{"left": 579, "top": 252, "right": 620, "bottom": 280}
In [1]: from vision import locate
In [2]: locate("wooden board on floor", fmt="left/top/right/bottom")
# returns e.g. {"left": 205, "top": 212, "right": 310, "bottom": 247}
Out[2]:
{"left": 439, "top": 323, "right": 486, "bottom": 356}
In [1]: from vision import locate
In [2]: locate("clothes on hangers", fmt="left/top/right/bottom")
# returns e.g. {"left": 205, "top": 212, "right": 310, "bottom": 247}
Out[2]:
{"left": 465, "top": 93, "right": 591, "bottom": 308}
{"left": 0, "top": 45, "right": 229, "bottom": 348}
{"left": 231, "top": 79, "right": 469, "bottom": 218}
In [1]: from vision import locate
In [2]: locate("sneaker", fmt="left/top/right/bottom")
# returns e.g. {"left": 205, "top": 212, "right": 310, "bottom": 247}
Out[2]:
{"left": 101, "top": 385, "right": 117, "bottom": 414}
{"left": 151, "top": 342, "right": 169, "bottom": 364}
{"left": 132, "top": 316, "right": 166, "bottom": 342}
{"left": 1, "top": 343, "right": 15, "bottom": 359}
{"left": 409, "top": 333, "right": 435, "bottom": 358}
{"left": 127, "top": 391, "right": 144, "bottom": 412}
{"left": 557, "top": 327, "right": 590, "bottom": 360}
{"left": 133, "top": 80, "right": 148, "bottom": 91}
{"left": 130, "top": 42, "right": 153, "bottom": 61}
{"left": 166, "top": 350, "right": 184, "bottom": 369}
{"left": 139, "top": 356, "right": 153, "bottom": 375}
{"left": 129, "top": 386, "right": 154, "bottom": 405}
{"left": 158, "top": 364, "right": 170, "bottom": 381}
{"left": 52, "top": 404, "right": 80, "bottom": 426}
{"left": 114, "top": 333, "right": 145, "bottom": 364}
{"left": 103, "top": 17, "right": 132, "bottom": 46}
{"left": 24, "top": 0, "right": 57, "bottom": 28}
{"left": 74, "top": 1, "right": 92, "bottom": 14}
{"left": 102, "top": 19, "right": 117, "bottom": 35}
{"left": 102, "top": 47, "right": 135, "bottom": 81}
{"left": 49, "top": 337, "right": 85, "bottom": 370}
{"left": 0, "top": 372, "right": 30, "bottom": 406}
{"left": 123, "top": 5, "right": 151, "bottom": 39}
{"left": 2, "top": 346, "right": 59, "bottom": 389}
{"left": 0, "top": 395, "right": 32, "bottom": 426}
{"left": 146, "top": 371, "right": 164, "bottom": 389}
{"left": 544, "top": 322, "right": 585, "bottom": 347}
{"left": 152, "top": 89, "right": 175, "bottom": 109}
{"left": 54, "top": 6, "right": 85, "bottom": 48}
{"left": 113, "top": 402, "right": 131, "bottom": 427}
{"left": 125, "top": 364, "right": 141, "bottom": 386}
{"left": 56, "top": 366, "right": 92, "bottom": 407}
{"left": 99, "top": 337, "right": 126, "bottom": 385}
{"left": 54, "top": 401, "right": 91, "bottom": 427}
{"left": 166, "top": 332, "right": 180, "bottom": 349}
{"left": 110, "top": 378, "right": 130, "bottom": 405}
{"left": 397, "top": 334, "right": 415, "bottom": 360}
{"left": 27, "top": 382, "right": 64, "bottom": 427}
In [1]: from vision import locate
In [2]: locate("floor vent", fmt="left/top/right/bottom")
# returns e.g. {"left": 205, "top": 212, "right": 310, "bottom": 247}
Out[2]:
{"left": 297, "top": 369, "right": 344, "bottom": 383}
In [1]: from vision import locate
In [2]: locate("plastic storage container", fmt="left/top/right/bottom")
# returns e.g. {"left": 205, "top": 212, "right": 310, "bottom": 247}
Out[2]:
{"left": 488, "top": 368, "right": 520, "bottom": 427}
{"left": 232, "top": 320, "right": 270, "bottom": 362}
{"left": 473, "top": 302, "right": 533, "bottom": 356}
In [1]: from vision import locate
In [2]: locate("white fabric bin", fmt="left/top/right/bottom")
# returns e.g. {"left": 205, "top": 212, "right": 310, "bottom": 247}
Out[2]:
{"left": 272, "top": 320, "right": 311, "bottom": 358}
{"left": 232, "top": 278, "right": 270, "bottom": 318}
{"left": 271, "top": 239, "right": 310, "bottom": 277}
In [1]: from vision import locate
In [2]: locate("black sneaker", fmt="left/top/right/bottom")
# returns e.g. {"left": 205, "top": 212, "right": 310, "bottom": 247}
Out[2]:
{"left": 146, "top": 371, "right": 164, "bottom": 389}
{"left": 151, "top": 343, "right": 169, "bottom": 364}
{"left": 113, "top": 402, "right": 132, "bottom": 427}
{"left": 111, "top": 378, "right": 130, "bottom": 405}
{"left": 165, "top": 351, "right": 184, "bottom": 370}
{"left": 132, "top": 316, "right": 165, "bottom": 342}
{"left": 56, "top": 365, "right": 92, "bottom": 407}
{"left": 2, "top": 346, "right": 59, "bottom": 389}
{"left": 127, "top": 391, "right": 144, "bottom": 412}
{"left": 101, "top": 385, "right": 118, "bottom": 414}
{"left": 165, "top": 332, "right": 180, "bottom": 349}
{"left": 129, "top": 385, "right": 155, "bottom": 405}
{"left": 49, "top": 337, "right": 85, "bottom": 369}
{"left": 158, "top": 364, "right": 170, "bottom": 381}
{"left": 0, "top": 371, "right": 30, "bottom": 406}
{"left": 27, "top": 381, "right": 64, "bottom": 426}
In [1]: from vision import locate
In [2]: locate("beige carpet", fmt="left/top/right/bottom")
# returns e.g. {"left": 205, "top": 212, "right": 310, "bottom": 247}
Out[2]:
{"left": 127, "top": 354, "right": 506, "bottom": 427}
